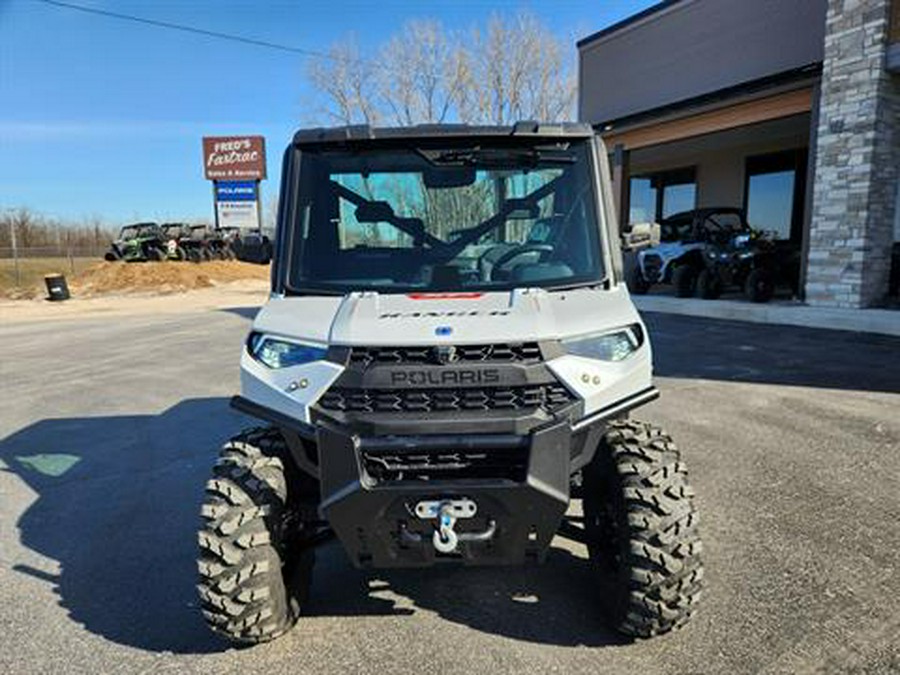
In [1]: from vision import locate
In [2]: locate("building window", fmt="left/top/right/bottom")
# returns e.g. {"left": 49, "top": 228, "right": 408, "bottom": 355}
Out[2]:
{"left": 629, "top": 167, "right": 696, "bottom": 224}
{"left": 629, "top": 177, "right": 657, "bottom": 224}
{"left": 744, "top": 150, "right": 807, "bottom": 241}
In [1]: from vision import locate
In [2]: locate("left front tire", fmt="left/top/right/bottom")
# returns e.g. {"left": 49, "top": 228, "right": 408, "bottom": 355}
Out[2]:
{"left": 583, "top": 419, "right": 703, "bottom": 638}
{"left": 197, "top": 427, "right": 318, "bottom": 644}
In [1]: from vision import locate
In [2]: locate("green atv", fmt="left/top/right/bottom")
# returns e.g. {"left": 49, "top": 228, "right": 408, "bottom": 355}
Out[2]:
{"left": 104, "top": 222, "right": 168, "bottom": 262}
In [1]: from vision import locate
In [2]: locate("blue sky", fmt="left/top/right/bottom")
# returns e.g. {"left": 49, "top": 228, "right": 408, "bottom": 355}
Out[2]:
{"left": 0, "top": 0, "right": 656, "bottom": 224}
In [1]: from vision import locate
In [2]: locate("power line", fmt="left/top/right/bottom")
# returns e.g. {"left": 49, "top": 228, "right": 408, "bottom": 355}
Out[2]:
{"left": 35, "top": 0, "right": 388, "bottom": 70}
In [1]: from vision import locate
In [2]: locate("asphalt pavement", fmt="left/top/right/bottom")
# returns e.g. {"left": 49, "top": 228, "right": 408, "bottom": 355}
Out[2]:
{"left": 1, "top": 304, "right": 898, "bottom": 674}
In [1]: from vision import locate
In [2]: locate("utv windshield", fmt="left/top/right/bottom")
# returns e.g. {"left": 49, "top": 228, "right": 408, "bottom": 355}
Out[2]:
{"left": 285, "top": 139, "right": 605, "bottom": 294}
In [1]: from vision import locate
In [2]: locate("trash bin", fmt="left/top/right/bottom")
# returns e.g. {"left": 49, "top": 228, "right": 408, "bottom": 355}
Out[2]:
{"left": 44, "top": 274, "right": 70, "bottom": 301}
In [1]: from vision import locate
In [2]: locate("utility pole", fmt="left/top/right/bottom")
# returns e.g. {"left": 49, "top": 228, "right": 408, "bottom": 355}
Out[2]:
{"left": 9, "top": 213, "right": 20, "bottom": 287}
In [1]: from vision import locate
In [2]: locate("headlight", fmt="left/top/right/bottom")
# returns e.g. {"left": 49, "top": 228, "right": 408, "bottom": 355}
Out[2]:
{"left": 563, "top": 324, "right": 643, "bottom": 362}
{"left": 248, "top": 333, "right": 327, "bottom": 369}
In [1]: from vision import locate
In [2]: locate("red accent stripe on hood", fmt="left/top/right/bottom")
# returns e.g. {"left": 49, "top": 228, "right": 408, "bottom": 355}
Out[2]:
{"left": 407, "top": 292, "right": 485, "bottom": 300}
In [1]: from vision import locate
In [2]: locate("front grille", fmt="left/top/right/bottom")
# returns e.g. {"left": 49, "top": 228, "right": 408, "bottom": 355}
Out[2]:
{"left": 348, "top": 342, "right": 542, "bottom": 368}
{"left": 362, "top": 445, "right": 528, "bottom": 482}
{"left": 318, "top": 383, "right": 574, "bottom": 414}
{"left": 642, "top": 253, "right": 663, "bottom": 282}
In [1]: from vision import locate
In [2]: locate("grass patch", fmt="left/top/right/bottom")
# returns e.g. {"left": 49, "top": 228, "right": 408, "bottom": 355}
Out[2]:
{"left": 0, "top": 257, "right": 97, "bottom": 297}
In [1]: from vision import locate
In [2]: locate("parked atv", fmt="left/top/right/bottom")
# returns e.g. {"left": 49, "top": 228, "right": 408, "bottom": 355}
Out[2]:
{"left": 207, "top": 228, "right": 237, "bottom": 260}
{"left": 103, "top": 222, "right": 167, "bottom": 262}
{"left": 160, "top": 223, "right": 191, "bottom": 261}
{"left": 229, "top": 228, "right": 273, "bottom": 264}
{"left": 629, "top": 207, "right": 798, "bottom": 301}
{"left": 695, "top": 230, "right": 801, "bottom": 303}
{"left": 179, "top": 225, "right": 219, "bottom": 262}
{"left": 197, "top": 123, "right": 703, "bottom": 645}
{"left": 629, "top": 208, "right": 745, "bottom": 297}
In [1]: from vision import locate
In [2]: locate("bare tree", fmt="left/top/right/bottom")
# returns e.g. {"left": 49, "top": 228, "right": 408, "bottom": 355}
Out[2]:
{"left": 377, "top": 20, "right": 469, "bottom": 126}
{"left": 307, "top": 37, "right": 380, "bottom": 125}
{"left": 307, "top": 11, "right": 575, "bottom": 127}
{"left": 462, "top": 13, "right": 576, "bottom": 125}
{"left": 0, "top": 207, "right": 116, "bottom": 251}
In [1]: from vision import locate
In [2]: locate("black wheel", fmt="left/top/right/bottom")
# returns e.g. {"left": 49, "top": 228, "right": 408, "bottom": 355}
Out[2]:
{"left": 202, "top": 247, "right": 213, "bottom": 262}
{"left": 629, "top": 266, "right": 651, "bottom": 295}
{"left": 147, "top": 247, "right": 165, "bottom": 262}
{"left": 188, "top": 249, "right": 202, "bottom": 263}
{"left": 583, "top": 420, "right": 703, "bottom": 638}
{"left": 197, "top": 427, "right": 320, "bottom": 644}
{"left": 103, "top": 251, "right": 120, "bottom": 262}
{"left": 672, "top": 265, "right": 697, "bottom": 298}
{"left": 696, "top": 268, "right": 722, "bottom": 300}
{"left": 175, "top": 246, "right": 187, "bottom": 261}
{"left": 744, "top": 268, "right": 774, "bottom": 303}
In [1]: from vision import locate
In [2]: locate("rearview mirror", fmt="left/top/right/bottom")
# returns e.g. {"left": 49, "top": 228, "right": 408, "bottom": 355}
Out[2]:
{"left": 423, "top": 166, "right": 476, "bottom": 189}
{"left": 354, "top": 201, "right": 394, "bottom": 223}
{"left": 504, "top": 198, "right": 539, "bottom": 220}
{"left": 622, "top": 222, "right": 660, "bottom": 250}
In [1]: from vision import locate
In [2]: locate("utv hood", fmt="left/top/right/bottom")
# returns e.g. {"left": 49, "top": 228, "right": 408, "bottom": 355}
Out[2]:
{"left": 252, "top": 285, "right": 642, "bottom": 345}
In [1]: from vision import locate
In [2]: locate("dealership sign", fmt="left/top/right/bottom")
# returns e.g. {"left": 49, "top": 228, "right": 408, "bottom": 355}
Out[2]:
{"left": 216, "top": 181, "right": 258, "bottom": 202}
{"left": 203, "top": 136, "right": 267, "bottom": 232}
{"left": 215, "top": 180, "right": 260, "bottom": 229}
{"left": 202, "top": 136, "right": 267, "bottom": 180}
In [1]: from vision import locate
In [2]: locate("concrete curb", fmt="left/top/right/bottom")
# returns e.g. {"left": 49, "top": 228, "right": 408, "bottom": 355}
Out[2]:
{"left": 633, "top": 295, "right": 900, "bottom": 337}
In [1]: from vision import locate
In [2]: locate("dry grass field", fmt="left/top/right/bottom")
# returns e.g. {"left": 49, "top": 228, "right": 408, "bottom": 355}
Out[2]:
{"left": 0, "top": 257, "right": 97, "bottom": 298}
{"left": 0, "top": 258, "right": 269, "bottom": 299}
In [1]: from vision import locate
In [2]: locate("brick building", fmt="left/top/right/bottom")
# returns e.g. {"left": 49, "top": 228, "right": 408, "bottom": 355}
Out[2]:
{"left": 578, "top": 0, "right": 899, "bottom": 308}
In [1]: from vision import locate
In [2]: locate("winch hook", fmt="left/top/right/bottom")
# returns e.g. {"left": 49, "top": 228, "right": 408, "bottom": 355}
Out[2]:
{"left": 432, "top": 504, "right": 459, "bottom": 554}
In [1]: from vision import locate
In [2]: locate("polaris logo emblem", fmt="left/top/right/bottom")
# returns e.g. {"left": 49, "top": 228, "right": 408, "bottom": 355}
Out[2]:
{"left": 432, "top": 345, "right": 458, "bottom": 364}
{"left": 390, "top": 369, "right": 501, "bottom": 386}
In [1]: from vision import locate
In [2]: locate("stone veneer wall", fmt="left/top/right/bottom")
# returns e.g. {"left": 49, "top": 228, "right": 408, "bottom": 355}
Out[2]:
{"left": 806, "top": 0, "right": 899, "bottom": 307}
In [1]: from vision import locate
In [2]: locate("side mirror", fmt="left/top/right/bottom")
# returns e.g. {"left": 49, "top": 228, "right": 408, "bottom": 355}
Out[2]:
{"left": 622, "top": 222, "right": 660, "bottom": 250}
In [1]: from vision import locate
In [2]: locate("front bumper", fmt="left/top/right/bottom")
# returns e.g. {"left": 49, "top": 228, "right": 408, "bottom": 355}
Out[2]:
{"left": 231, "top": 385, "right": 657, "bottom": 569}
{"left": 316, "top": 421, "right": 576, "bottom": 568}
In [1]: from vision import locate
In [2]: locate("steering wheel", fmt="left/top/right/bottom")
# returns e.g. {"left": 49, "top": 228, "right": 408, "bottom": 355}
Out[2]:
{"left": 490, "top": 244, "right": 555, "bottom": 280}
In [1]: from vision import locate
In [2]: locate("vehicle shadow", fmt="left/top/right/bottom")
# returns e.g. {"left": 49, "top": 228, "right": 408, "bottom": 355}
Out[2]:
{"left": 645, "top": 312, "right": 900, "bottom": 393}
{"left": 0, "top": 398, "right": 239, "bottom": 654}
{"left": 218, "top": 306, "right": 260, "bottom": 320}
{"left": 1, "top": 401, "right": 622, "bottom": 654}
{"left": 308, "top": 541, "right": 625, "bottom": 647}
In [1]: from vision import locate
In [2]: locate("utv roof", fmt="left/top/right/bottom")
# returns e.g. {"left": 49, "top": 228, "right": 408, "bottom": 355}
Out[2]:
{"left": 292, "top": 121, "right": 594, "bottom": 146}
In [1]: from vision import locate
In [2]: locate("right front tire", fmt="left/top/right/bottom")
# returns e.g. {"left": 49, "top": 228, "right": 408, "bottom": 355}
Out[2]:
{"left": 583, "top": 420, "right": 703, "bottom": 638}
{"left": 197, "top": 427, "right": 319, "bottom": 644}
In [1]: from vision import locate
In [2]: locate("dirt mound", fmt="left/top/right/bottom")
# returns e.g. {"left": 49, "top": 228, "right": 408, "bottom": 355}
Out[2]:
{"left": 70, "top": 260, "right": 270, "bottom": 297}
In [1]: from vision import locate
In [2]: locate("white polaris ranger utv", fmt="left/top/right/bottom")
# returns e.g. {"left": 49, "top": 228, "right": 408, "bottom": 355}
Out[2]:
{"left": 197, "top": 122, "right": 703, "bottom": 644}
